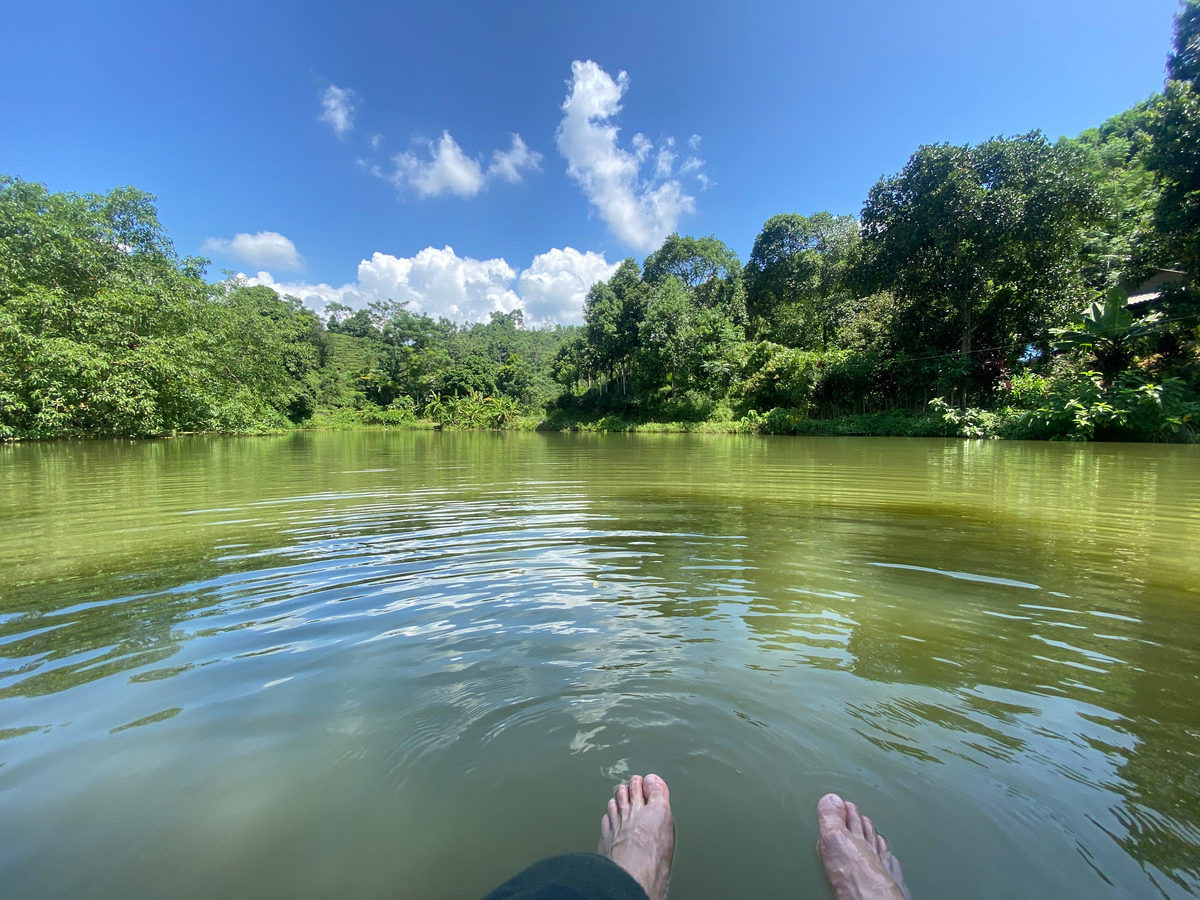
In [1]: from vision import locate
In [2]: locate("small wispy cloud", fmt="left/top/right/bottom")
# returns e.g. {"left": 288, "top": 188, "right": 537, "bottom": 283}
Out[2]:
{"left": 363, "top": 131, "right": 542, "bottom": 199}
{"left": 396, "top": 132, "right": 486, "bottom": 198}
{"left": 488, "top": 135, "right": 543, "bottom": 184}
{"left": 319, "top": 85, "right": 357, "bottom": 139}
{"left": 655, "top": 138, "right": 677, "bottom": 178}
{"left": 202, "top": 231, "right": 305, "bottom": 272}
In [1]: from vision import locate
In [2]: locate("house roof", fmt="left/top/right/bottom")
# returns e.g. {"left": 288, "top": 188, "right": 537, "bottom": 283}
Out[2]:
{"left": 1128, "top": 269, "right": 1188, "bottom": 306}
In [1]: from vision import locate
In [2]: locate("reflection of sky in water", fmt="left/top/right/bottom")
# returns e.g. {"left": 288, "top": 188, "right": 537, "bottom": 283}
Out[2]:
{"left": 0, "top": 433, "right": 1197, "bottom": 900}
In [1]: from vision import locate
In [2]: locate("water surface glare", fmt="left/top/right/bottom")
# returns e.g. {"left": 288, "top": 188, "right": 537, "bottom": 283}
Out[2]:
{"left": 1, "top": 432, "right": 1198, "bottom": 899}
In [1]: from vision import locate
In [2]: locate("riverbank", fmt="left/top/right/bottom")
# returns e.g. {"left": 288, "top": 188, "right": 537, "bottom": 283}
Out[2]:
{"left": 297, "top": 393, "right": 1200, "bottom": 442}
{"left": 288, "top": 401, "right": 1188, "bottom": 442}
{"left": 288, "top": 403, "right": 983, "bottom": 438}
{"left": 534, "top": 405, "right": 984, "bottom": 437}
{"left": 5, "top": 391, "right": 1196, "bottom": 443}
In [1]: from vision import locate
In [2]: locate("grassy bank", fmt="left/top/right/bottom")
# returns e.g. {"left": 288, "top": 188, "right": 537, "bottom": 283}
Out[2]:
{"left": 290, "top": 382, "right": 1199, "bottom": 442}
{"left": 535, "top": 405, "right": 1005, "bottom": 437}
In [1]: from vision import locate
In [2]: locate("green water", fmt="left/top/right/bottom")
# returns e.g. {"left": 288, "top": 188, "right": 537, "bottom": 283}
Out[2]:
{"left": 0, "top": 432, "right": 1197, "bottom": 899}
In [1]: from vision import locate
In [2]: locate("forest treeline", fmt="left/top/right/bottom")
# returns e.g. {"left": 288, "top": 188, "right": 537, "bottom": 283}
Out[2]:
{"left": 2, "top": 2, "right": 1199, "bottom": 442}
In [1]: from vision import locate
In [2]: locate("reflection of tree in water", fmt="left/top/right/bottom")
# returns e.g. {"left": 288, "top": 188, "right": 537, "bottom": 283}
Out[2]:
{"left": 585, "top": 442, "right": 1200, "bottom": 895}
{"left": 716, "top": 485, "right": 1200, "bottom": 894}
{"left": 1101, "top": 637, "right": 1200, "bottom": 895}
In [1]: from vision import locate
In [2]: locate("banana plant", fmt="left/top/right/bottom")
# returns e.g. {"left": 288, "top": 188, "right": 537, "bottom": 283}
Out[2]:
{"left": 1051, "top": 288, "right": 1165, "bottom": 384}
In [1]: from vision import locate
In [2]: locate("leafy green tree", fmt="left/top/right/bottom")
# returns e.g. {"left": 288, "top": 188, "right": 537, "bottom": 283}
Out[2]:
{"left": 732, "top": 343, "right": 823, "bottom": 412}
{"left": 635, "top": 276, "right": 693, "bottom": 398}
{"left": 213, "top": 283, "right": 324, "bottom": 422}
{"left": 1168, "top": 0, "right": 1200, "bottom": 84}
{"left": 744, "top": 212, "right": 860, "bottom": 348}
{"left": 336, "top": 308, "right": 380, "bottom": 339}
{"left": 550, "top": 332, "right": 594, "bottom": 392}
{"left": 642, "top": 233, "right": 739, "bottom": 288}
{"left": 633, "top": 276, "right": 744, "bottom": 402}
{"left": 323, "top": 301, "right": 353, "bottom": 329}
{"left": 583, "top": 282, "right": 624, "bottom": 381}
{"left": 860, "top": 133, "right": 1101, "bottom": 369}
{"left": 1064, "top": 101, "right": 1162, "bottom": 289}
{"left": 440, "top": 354, "right": 498, "bottom": 397}
{"left": 609, "top": 257, "right": 643, "bottom": 299}
{"left": 0, "top": 177, "right": 327, "bottom": 436}
{"left": 496, "top": 353, "right": 537, "bottom": 404}
{"left": 643, "top": 233, "right": 745, "bottom": 322}
{"left": 578, "top": 258, "right": 648, "bottom": 396}
{"left": 1147, "top": 1, "right": 1200, "bottom": 282}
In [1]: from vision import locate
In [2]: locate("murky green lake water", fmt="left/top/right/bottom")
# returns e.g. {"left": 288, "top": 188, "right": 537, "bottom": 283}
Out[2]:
{"left": 0, "top": 432, "right": 1197, "bottom": 899}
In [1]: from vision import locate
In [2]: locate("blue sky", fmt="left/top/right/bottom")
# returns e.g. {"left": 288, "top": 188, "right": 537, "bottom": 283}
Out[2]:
{"left": 1, "top": 0, "right": 1181, "bottom": 323}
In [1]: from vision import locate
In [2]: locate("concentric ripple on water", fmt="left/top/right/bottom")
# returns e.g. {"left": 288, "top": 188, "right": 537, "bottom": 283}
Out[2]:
{"left": 0, "top": 431, "right": 1198, "bottom": 899}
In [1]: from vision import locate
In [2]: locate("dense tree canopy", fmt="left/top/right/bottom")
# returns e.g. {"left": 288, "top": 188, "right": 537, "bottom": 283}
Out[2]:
{"left": 744, "top": 212, "right": 859, "bottom": 348}
{"left": 0, "top": 177, "right": 324, "bottom": 437}
{"left": 1148, "top": 0, "right": 1200, "bottom": 282}
{"left": 860, "top": 132, "right": 1102, "bottom": 362}
{"left": 1064, "top": 101, "right": 1161, "bottom": 289}
{"left": 552, "top": 14, "right": 1198, "bottom": 437}
{"left": 1167, "top": 0, "right": 1200, "bottom": 84}
{"left": 3, "top": 4, "right": 1197, "bottom": 442}
{"left": 641, "top": 233, "right": 739, "bottom": 287}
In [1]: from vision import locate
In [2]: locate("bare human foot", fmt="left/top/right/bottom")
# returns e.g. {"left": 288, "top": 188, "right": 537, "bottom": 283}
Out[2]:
{"left": 598, "top": 774, "right": 675, "bottom": 900}
{"left": 817, "top": 793, "right": 912, "bottom": 900}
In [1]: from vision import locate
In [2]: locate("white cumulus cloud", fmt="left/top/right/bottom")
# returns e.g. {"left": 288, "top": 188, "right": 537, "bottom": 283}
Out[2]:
{"left": 517, "top": 248, "right": 620, "bottom": 324}
{"left": 202, "top": 231, "right": 305, "bottom": 272}
{"left": 488, "top": 134, "right": 544, "bottom": 184}
{"left": 358, "top": 247, "right": 521, "bottom": 321}
{"left": 370, "top": 131, "right": 542, "bottom": 199}
{"left": 319, "top": 85, "right": 357, "bottom": 139}
{"left": 244, "top": 246, "right": 617, "bottom": 325}
{"left": 394, "top": 132, "right": 486, "bottom": 198}
{"left": 556, "top": 60, "right": 704, "bottom": 252}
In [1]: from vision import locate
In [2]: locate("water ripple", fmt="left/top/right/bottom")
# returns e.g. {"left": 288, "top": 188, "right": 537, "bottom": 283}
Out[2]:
{"left": 0, "top": 433, "right": 1197, "bottom": 900}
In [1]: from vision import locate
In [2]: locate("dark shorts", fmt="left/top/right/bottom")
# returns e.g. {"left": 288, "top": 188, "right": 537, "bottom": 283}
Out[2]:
{"left": 481, "top": 852, "right": 649, "bottom": 900}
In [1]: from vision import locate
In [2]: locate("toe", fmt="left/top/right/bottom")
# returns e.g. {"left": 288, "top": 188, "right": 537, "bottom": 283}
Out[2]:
{"left": 816, "top": 793, "right": 848, "bottom": 835}
{"left": 601, "top": 813, "right": 612, "bottom": 838}
{"left": 876, "top": 832, "right": 891, "bottom": 860}
{"left": 861, "top": 814, "right": 878, "bottom": 851}
{"left": 629, "top": 775, "right": 645, "bottom": 810}
{"left": 644, "top": 773, "right": 670, "bottom": 804}
{"left": 844, "top": 801, "right": 865, "bottom": 839}
{"left": 616, "top": 782, "right": 630, "bottom": 818}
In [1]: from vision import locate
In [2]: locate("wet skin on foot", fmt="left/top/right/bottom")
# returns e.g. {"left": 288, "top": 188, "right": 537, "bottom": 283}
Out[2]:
{"left": 817, "top": 793, "right": 912, "bottom": 900}
{"left": 597, "top": 774, "right": 676, "bottom": 900}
